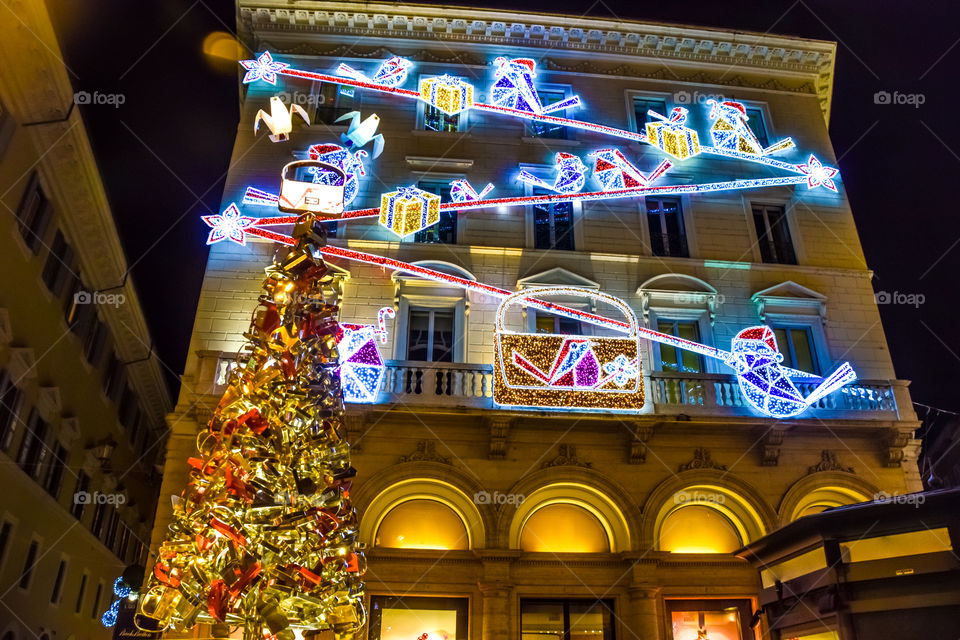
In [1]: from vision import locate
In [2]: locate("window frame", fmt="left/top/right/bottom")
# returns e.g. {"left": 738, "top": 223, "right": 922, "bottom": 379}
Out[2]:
{"left": 404, "top": 306, "right": 457, "bottom": 363}
{"left": 309, "top": 78, "right": 360, "bottom": 126}
{"left": 646, "top": 307, "right": 716, "bottom": 374}
{"left": 524, "top": 83, "right": 576, "bottom": 140}
{"left": 750, "top": 202, "right": 799, "bottom": 265}
{"left": 520, "top": 597, "right": 617, "bottom": 640}
{"left": 520, "top": 166, "right": 584, "bottom": 250}
{"left": 411, "top": 178, "right": 458, "bottom": 245}
{"left": 0, "top": 514, "right": 16, "bottom": 577}
{"left": 764, "top": 314, "right": 830, "bottom": 377}
{"left": 18, "top": 536, "right": 41, "bottom": 591}
{"left": 50, "top": 555, "right": 68, "bottom": 605}
{"left": 14, "top": 173, "right": 53, "bottom": 255}
{"left": 0, "top": 370, "right": 24, "bottom": 451}
{"left": 625, "top": 89, "right": 674, "bottom": 134}
{"left": 664, "top": 598, "right": 755, "bottom": 640}
{"left": 16, "top": 409, "right": 50, "bottom": 480}
{"left": 416, "top": 74, "right": 469, "bottom": 133}
{"left": 643, "top": 196, "right": 691, "bottom": 258}
{"left": 368, "top": 594, "right": 469, "bottom": 640}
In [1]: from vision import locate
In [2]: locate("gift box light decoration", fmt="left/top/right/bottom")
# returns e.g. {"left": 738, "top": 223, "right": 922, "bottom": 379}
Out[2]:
{"left": 491, "top": 57, "right": 582, "bottom": 115}
{"left": 419, "top": 75, "right": 474, "bottom": 116}
{"left": 137, "top": 226, "right": 366, "bottom": 640}
{"left": 645, "top": 107, "right": 701, "bottom": 161}
{"left": 591, "top": 149, "right": 672, "bottom": 191}
{"left": 493, "top": 287, "right": 645, "bottom": 411}
{"left": 308, "top": 144, "right": 368, "bottom": 206}
{"left": 338, "top": 307, "right": 394, "bottom": 403}
{"left": 379, "top": 186, "right": 441, "bottom": 238}
{"left": 726, "top": 326, "right": 857, "bottom": 418}
{"left": 706, "top": 100, "right": 795, "bottom": 156}
{"left": 517, "top": 152, "right": 586, "bottom": 194}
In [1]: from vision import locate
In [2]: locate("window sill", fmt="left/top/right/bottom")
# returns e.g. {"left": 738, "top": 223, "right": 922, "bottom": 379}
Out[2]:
{"left": 521, "top": 136, "right": 582, "bottom": 148}
{"left": 411, "top": 129, "right": 473, "bottom": 140}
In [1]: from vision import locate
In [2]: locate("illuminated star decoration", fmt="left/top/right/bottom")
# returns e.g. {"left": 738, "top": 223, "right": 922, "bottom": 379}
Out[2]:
{"left": 797, "top": 154, "right": 839, "bottom": 192}
{"left": 240, "top": 51, "right": 289, "bottom": 85}
{"left": 602, "top": 354, "right": 639, "bottom": 387}
{"left": 202, "top": 203, "right": 258, "bottom": 245}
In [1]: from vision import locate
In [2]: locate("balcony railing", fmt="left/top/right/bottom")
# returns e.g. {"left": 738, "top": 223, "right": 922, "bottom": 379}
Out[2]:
{"left": 206, "top": 354, "right": 900, "bottom": 419}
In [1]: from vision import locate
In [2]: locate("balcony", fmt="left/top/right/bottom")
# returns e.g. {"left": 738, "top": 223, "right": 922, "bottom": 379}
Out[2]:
{"left": 204, "top": 354, "right": 902, "bottom": 420}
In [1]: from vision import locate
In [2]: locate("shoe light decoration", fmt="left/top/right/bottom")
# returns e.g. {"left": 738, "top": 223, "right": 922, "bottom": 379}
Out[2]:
{"left": 254, "top": 96, "right": 310, "bottom": 142}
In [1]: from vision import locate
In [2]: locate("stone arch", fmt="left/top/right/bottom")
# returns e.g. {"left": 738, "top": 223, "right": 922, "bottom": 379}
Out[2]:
{"left": 638, "top": 273, "right": 718, "bottom": 295}
{"left": 353, "top": 461, "right": 492, "bottom": 549}
{"left": 500, "top": 465, "right": 639, "bottom": 552}
{"left": 778, "top": 472, "right": 877, "bottom": 524}
{"left": 642, "top": 469, "right": 777, "bottom": 552}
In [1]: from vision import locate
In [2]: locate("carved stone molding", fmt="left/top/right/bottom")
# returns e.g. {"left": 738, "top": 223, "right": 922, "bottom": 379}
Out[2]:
{"left": 679, "top": 447, "right": 726, "bottom": 472}
{"left": 400, "top": 439, "right": 451, "bottom": 465}
{"left": 882, "top": 427, "right": 915, "bottom": 468}
{"left": 486, "top": 416, "right": 511, "bottom": 460}
{"left": 761, "top": 427, "right": 788, "bottom": 467}
{"left": 808, "top": 449, "right": 854, "bottom": 475}
{"left": 541, "top": 444, "right": 592, "bottom": 469}
{"left": 628, "top": 423, "right": 654, "bottom": 465}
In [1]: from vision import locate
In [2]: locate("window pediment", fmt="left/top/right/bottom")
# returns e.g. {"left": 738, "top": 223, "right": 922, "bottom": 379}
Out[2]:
{"left": 637, "top": 273, "right": 719, "bottom": 324}
{"left": 752, "top": 281, "right": 826, "bottom": 322}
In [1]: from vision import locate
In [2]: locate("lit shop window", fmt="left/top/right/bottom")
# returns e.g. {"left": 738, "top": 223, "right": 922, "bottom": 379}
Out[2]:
{"left": 534, "top": 312, "right": 582, "bottom": 335}
{"left": 369, "top": 595, "right": 468, "bottom": 640}
{"left": 520, "top": 504, "right": 609, "bottom": 553}
{"left": 667, "top": 599, "right": 753, "bottom": 640}
{"left": 375, "top": 499, "right": 469, "bottom": 550}
{"left": 521, "top": 599, "right": 615, "bottom": 640}
{"left": 659, "top": 506, "right": 742, "bottom": 554}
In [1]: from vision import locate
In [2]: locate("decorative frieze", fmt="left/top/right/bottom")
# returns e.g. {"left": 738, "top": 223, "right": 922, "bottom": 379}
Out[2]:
{"left": 808, "top": 449, "right": 854, "bottom": 474}
{"left": 679, "top": 447, "right": 726, "bottom": 472}
{"left": 400, "top": 439, "right": 452, "bottom": 465}
{"left": 542, "top": 444, "right": 592, "bottom": 469}
{"left": 487, "top": 416, "right": 511, "bottom": 460}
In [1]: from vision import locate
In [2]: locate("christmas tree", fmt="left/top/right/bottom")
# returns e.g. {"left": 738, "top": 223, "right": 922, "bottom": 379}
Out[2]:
{"left": 138, "top": 220, "right": 365, "bottom": 640}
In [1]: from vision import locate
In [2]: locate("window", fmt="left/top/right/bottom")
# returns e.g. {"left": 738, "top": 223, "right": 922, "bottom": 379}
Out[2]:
{"left": 71, "top": 472, "right": 90, "bottom": 520}
{"left": 369, "top": 595, "right": 468, "bottom": 640}
{"left": 646, "top": 197, "right": 688, "bottom": 257}
{"left": 65, "top": 284, "right": 96, "bottom": 338}
{"left": 41, "top": 230, "right": 76, "bottom": 298}
{"left": 424, "top": 104, "right": 460, "bottom": 132}
{"left": 90, "top": 581, "right": 102, "bottom": 619}
{"left": 413, "top": 181, "right": 456, "bottom": 244}
{"left": 75, "top": 573, "right": 88, "bottom": 614}
{"left": 657, "top": 320, "right": 704, "bottom": 373}
{"left": 117, "top": 524, "right": 131, "bottom": 560}
{"left": 529, "top": 90, "right": 571, "bottom": 139}
{"left": 51, "top": 558, "right": 67, "bottom": 604}
{"left": 119, "top": 386, "right": 139, "bottom": 431}
{"left": 104, "top": 509, "right": 120, "bottom": 549}
{"left": 104, "top": 358, "right": 126, "bottom": 404}
{"left": 16, "top": 173, "right": 53, "bottom": 254}
{"left": 19, "top": 539, "right": 39, "bottom": 589}
{"left": 44, "top": 444, "right": 68, "bottom": 499}
{"left": 772, "top": 326, "right": 819, "bottom": 374}
{"left": 659, "top": 506, "right": 742, "bottom": 553}
{"left": 521, "top": 598, "right": 615, "bottom": 640}
{"left": 16, "top": 410, "right": 49, "bottom": 480}
{"left": 0, "top": 520, "right": 12, "bottom": 570}
{"left": 633, "top": 96, "right": 668, "bottom": 130}
{"left": 91, "top": 502, "right": 107, "bottom": 538}
{"left": 752, "top": 205, "right": 796, "bottom": 264}
{"left": 535, "top": 313, "right": 582, "bottom": 335}
{"left": 0, "top": 372, "right": 23, "bottom": 450}
{"left": 666, "top": 599, "right": 753, "bottom": 640}
{"left": 407, "top": 309, "right": 454, "bottom": 362}
{"left": 744, "top": 107, "right": 769, "bottom": 148}
{"left": 313, "top": 81, "right": 358, "bottom": 125}
{"left": 375, "top": 500, "right": 469, "bottom": 550}
{"left": 520, "top": 504, "right": 609, "bottom": 553}
{"left": 83, "top": 321, "right": 109, "bottom": 366}
{"left": 533, "top": 188, "right": 575, "bottom": 251}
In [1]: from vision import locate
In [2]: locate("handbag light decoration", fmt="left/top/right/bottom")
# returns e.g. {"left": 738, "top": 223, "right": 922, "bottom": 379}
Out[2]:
{"left": 494, "top": 287, "right": 645, "bottom": 411}
{"left": 278, "top": 160, "right": 346, "bottom": 216}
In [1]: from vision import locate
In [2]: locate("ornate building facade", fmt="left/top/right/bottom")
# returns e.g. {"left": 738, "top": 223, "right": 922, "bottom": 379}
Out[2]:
{"left": 0, "top": 1, "right": 171, "bottom": 639}
{"left": 153, "top": 3, "right": 923, "bottom": 640}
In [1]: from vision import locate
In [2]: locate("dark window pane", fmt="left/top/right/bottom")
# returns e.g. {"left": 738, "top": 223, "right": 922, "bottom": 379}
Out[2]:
{"left": 745, "top": 107, "right": 769, "bottom": 148}
{"left": 768, "top": 209, "right": 796, "bottom": 264}
{"left": 530, "top": 90, "right": 569, "bottom": 139}
{"left": 791, "top": 328, "right": 816, "bottom": 372}
{"left": 634, "top": 97, "right": 667, "bottom": 130}
{"left": 424, "top": 105, "right": 459, "bottom": 132}
{"left": 71, "top": 472, "right": 90, "bottom": 520}
{"left": 75, "top": 573, "right": 87, "bottom": 613}
{"left": 431, "top": 311, "right": 454, "bottom": 363}
{"left": 414, "top": 182, "right": 456, "bottom": 244}
{"left": 406, "top": 310, "right": 431, "bottom": 361}
{"left": 558, "top": 317, "right": 581, "bottom": 335}
{"left": 20, "top": 540, "right": 38, "bottom": 589}
{"left": 533, "top": 188, "right": 575, "bottom": 251}
{"left": 313, "top": 82, "right": 357, "bottom": 125}
{"left": 533, "top": 203, "right": 552, "bottom": 249}
{"left": 0, "top": 374, "right": 22, "bottom": 450}
{"left": 552, "top": 202, "right": 574, "bottom": 250}
{"left": 0, "top": 522, "right": 11, "bottom": 567}
{"left": 647, "top": 197, "right": 687, "bottom": 258}
{"left": 42, "top": 230, "right": 75, "bottom": 296}
{"left": 17, "top": 411, "right": 49, "bottom": 479}
{"left": 45, "top": 444, "right": 67, "bottom": 499}
{"left": 51, "top": 560, "right": 66, "bottom": 603}
{"left": 16, "top": 174, "right": 52, "bottom": 253}
{"left": 91, "top": 582, "right": 101, "bottom": 618}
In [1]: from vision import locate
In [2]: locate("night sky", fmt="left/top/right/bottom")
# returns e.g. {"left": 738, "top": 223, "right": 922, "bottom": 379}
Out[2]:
{"left": 46, "top": 0, "right": 960, "bottom": 413}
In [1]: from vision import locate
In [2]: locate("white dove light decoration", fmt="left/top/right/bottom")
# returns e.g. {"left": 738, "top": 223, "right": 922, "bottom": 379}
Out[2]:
{"left": 254, "top": 96, "right": 310, "bottom": 142}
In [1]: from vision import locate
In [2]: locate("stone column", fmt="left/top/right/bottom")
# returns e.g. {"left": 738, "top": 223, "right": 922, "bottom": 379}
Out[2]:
{"left": 478, "top": 581, "right": 512, "bottom": 640}
{"left": 627, "top": 586, "right": 662, "bottom": 640}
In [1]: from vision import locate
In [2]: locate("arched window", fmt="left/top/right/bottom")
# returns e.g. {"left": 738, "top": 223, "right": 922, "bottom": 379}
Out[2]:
{"left": 790, "top": 486, "right": 871, "bottom": 521}
{"left": 658, "top": 505, "right": 742, "bottom": 554}
{"left": 519, "top": 504, "right": 609, "bottom": 553}
{"left": 374, "top": 499, "right": 469, "bottom": 550}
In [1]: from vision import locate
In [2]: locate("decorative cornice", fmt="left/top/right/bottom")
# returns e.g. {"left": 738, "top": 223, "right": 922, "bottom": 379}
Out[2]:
{"left": 808, "top": 449, "right": 855, "bottom": 475}
{"left": 399, "top": 439, "right": 452, "bottom": 465}
{"left": 541, "top": 444, "right": 592, "bottom": 469}
{"left": 679, "top": 447, "right": 727, "bottom": 472}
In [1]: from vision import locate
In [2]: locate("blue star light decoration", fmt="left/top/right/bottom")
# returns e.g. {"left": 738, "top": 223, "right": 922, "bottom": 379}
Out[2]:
{"left": 202, "top": 203, "right": 257, "bottom": 246}
{"left": 602, "top": 354, "right": 639, "bottom": 387}
{"left": 797, "top": 154, "right": 839, "bottom": 192}
{"left": 240, "top": 52, "right": 289, "bottom": 85}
